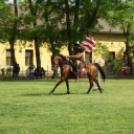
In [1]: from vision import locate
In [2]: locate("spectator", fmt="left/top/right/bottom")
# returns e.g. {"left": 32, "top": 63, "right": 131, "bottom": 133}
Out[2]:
{"left": 36, "top": 66, "right": 42, "bottom": 79}
{"left": 29, "top": 67, "right": 34, "bottom": 79}
{"left": 41, "top": 67, "right": 46, "bottom": 78}
{"left": 26, "top": 67, "right": 30, "bottom": 79}
{"left": 13, "top": 64, "right": 20, "bottom": 80}
{"left": 33, "top": 68, "right": 38, "bottom": 79}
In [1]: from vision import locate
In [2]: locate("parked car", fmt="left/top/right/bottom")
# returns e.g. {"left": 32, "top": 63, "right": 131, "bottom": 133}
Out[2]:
{"left": 117, "top": 67, "right": 130, "bottom": 76}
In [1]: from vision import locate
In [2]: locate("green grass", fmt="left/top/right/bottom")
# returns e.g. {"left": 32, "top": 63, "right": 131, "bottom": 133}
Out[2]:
{"left": 0, "top": 76, "right": 134, "bottom": 134}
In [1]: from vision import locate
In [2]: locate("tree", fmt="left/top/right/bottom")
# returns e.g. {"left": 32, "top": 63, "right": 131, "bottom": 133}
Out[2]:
{"left": 58, "top": 0, "right": 119, "bottom": 54}
{"left": 106, "top": 0, "right": 134, "bottom": 74}
{"left": 9, "top": 0, "right": 19, "bottom": 65}
{"left": 65, "top": 0, "right": 72, "bottom": 54}
{"left": 0, "top": 0, "right": 10, "bottom": 41}
{"left": 0, "top": 0, "right": 21, "bottom": 66}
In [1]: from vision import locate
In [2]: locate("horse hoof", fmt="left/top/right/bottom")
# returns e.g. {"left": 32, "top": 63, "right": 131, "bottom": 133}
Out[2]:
{"left": 100, "top": 88, "right": 104, "bottom": 93}
{"left": 66, "top": 92, "right": 70, "bottom": 95}
{"left": 49, "top": 92, "right": 53, "bottom": 95}
{"left": 85, "top": 92, "right": 89, "bottom": 94}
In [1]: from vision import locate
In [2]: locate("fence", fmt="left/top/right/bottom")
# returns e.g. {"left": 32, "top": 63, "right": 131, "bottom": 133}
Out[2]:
{"left": 0, "top": 61, "right": 126, "bottom": 79}
{"left": 0, "top": 66, "right": 54, "bottom": 79}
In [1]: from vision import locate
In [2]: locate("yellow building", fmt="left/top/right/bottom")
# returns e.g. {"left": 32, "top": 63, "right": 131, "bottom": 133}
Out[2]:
{"left": 0, "top": 20, "right": 126, "bottom": 75}
{"left": 0, "top": 40, "right": 69, "bottom": 74}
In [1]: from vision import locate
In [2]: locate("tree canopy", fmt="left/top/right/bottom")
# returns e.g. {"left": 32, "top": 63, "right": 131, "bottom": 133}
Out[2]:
{"left": 0, "top": 0, "right": 134, "bottom": 72}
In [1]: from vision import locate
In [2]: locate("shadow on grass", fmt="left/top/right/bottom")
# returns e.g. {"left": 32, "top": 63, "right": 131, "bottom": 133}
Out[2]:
{"left": 0, "top": 78, "right": 61, "bottom": 82}
{"left": 22, "top": 92, "right": 82, "bottom": 97}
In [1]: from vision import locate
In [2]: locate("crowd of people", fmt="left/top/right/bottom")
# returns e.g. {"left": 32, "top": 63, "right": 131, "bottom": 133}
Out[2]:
{"left": 26, "top": 66, "right": 46, "bottom": 80}
{"left": 11, "top": 64, "right": 46, "bottom": 80}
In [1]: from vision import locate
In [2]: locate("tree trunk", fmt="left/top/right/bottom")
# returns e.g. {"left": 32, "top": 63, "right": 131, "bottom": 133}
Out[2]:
{"left": 9, "top": 0, "right": 18, "bottom": 66}
{"left": 74, "top": 0, "right": 79, "bottom": 21}
{"left": 65, "top": 0, "right": 72, "bottom": 55}
{"left": 126, "top": 38, "right": 133, "bottom": 75}
{"left": 35, "top": 37, "right": 41, "bottom": 68}
{"left": 10, "top": 40, "right": 17, "bottom": 66}
{"left": 86, "top": 1, "right": 99, "bottom": 35}
{"left": 28, "top": 0, "right": 41, "bottom": 69}
{"left": 123, "top": 28, "right": 133, "bottom": 75}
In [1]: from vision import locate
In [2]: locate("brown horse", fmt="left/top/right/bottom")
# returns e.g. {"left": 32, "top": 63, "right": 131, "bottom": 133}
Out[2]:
{"left": 49, "top": 54, "right": 106, "bottom": 95}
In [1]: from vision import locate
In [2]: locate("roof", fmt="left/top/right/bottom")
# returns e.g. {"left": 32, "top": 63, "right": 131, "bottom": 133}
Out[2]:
{"left": 5, "top": 4, "right": 124, "bottom": 34}
{"left": 96, "top": 19, "right": 123, "bottom": 34}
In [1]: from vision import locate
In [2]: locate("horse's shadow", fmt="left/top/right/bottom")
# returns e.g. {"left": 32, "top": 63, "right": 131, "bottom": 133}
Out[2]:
{"left": 22, "top": 92, "right": 81, "bottom": 96}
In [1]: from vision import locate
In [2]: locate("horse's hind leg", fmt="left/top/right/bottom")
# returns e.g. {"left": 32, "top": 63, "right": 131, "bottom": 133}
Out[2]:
{"left": 86, "top": 73, "right": 94, "bottom": 94}
{"left": 93, "top": 78, "right": 103, "bottom": 93}
{"left": 49, "top": 79, "right": 64, "bottom": 95}
{"left": 65, "top": 79, "right": 70, "bottom": 94}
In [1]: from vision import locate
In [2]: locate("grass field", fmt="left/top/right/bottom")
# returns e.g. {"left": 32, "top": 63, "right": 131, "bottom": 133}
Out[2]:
{"left": 0, "top": 76, "right": 134, "bottom": 134}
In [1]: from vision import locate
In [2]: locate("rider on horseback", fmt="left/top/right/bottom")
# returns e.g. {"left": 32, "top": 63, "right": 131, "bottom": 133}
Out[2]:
{"left": 67, "top": 42, "right": 88, "bottom": 82}
{"left": 67, "top": 28, "right": 92, "bottom": 82}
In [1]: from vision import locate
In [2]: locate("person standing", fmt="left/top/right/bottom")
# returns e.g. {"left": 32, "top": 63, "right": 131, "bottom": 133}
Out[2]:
{"left": 13, "top": 64, "right": 20, "bottom": 80}
{"left": 41, "top": 67, "right": 46, "bottom": 78}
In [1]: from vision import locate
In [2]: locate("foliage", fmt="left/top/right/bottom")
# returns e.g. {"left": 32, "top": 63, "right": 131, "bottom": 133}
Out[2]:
{"left": 110, "top": 59, "right": 122, "bottom": 74}
{"left": 1, "top": 68, "right": 5, "bottom": 72}
{"left": 94, "top": 42, "right": 121, "bottom": 73}
{"left": 0, "top": 0, "right": 133, "bottom": 69}
{"left": 94, "top": 42, "right": 109, "bottom": 60}
{"left": 6, "top": 67, "right": 13, "bottom": 73}
{"left": 105, "top": 0, "right": 134, "bottom": 74}
{"left": 0, "top": 0, "right": 10, "bottom": 42}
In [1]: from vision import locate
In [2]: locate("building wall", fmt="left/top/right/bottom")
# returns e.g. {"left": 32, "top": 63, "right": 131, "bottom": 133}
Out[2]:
{"left": 0, "top": 33, "right": 126, "bottom": 74}
{"left": 0, "top": 40, "right": 69, "bottom": 74}
{"left": 93, "top": 33, "right": 126, "bottom": 61}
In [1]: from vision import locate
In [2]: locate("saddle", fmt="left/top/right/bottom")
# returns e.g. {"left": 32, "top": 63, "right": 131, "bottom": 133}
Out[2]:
{"left": 70, "top": 60, "right": 86, "bottom": 78}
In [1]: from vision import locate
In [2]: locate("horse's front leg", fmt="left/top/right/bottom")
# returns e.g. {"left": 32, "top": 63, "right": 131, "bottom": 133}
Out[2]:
{"left": 49, "top": 79, "right": 64, "bottom": 95}
{"left": 65, "top": 79, "right": 70, "bottom": 95}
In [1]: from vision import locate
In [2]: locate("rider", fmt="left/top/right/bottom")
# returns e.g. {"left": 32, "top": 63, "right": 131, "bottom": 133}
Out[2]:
{"left": 67, "top": 42, "right": 87, "bottom": 82}
{"left": 68, "top": 27, "right": 92, "bottom": 82}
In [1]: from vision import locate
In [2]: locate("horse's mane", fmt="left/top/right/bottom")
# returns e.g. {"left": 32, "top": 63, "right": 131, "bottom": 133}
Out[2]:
{"left": 52, "top": 54, "right": 72, "bottom": 65}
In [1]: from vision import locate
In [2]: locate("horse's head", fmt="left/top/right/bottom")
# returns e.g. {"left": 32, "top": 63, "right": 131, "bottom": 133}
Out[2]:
{"left": 51, "top": 55, "right": 60, "bottom": 70}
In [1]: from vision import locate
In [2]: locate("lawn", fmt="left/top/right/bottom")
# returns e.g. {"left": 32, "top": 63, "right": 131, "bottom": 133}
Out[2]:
{"left": 0, "top": 76, "right": 134, "bottom": 134}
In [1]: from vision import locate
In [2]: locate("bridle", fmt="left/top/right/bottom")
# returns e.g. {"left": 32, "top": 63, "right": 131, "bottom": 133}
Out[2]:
{"left": 52, "top": 56, "right": 59, "bottom": 70}
{"left": 52, "top": 55, "right": 71, "bottom": 71}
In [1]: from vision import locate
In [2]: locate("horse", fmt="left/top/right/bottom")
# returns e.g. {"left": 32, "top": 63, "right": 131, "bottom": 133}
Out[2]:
{"left": 49, "top": 54, "right": 106, "bottom": 95}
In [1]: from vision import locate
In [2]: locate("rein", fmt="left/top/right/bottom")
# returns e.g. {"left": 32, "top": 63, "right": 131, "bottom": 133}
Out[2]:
{"left": 53, "top": 55, "right": 70, "bottom": 71}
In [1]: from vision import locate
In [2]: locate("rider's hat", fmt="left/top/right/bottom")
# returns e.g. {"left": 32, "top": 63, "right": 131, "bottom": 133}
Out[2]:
{"left": 74, "top": 41, "right": 81, "bottom": 47}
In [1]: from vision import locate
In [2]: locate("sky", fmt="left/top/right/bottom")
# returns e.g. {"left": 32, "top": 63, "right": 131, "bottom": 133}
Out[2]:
{"left": 6, "top": 0, "right": 13, "bottom": 3}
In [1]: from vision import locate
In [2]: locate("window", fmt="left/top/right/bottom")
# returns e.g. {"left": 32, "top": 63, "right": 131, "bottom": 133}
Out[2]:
{"left": 6, "top": 49, "right": 13, "bottom": 66}
{"left": 110, "top": 52, "right": 115, "bottom": 60}
{"left": 25, "top": 50, "right": 33, "bottom": 66}
{"left": 123, "top": 52, "right": 127, "bottom": 61}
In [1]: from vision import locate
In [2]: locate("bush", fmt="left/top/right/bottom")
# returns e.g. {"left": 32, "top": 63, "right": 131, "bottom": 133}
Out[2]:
{"left": 6, "top": 67, "right": 13, "bottom": 75}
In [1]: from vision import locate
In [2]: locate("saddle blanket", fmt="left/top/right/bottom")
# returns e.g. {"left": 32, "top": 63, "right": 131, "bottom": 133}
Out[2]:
{"left": 72, "top": 68, "right": 86, "bottom": 78}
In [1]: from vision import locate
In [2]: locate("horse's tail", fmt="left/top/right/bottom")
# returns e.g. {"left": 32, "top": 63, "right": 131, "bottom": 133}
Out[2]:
{"left": 94, "top": 63, "right": 106, "bottom": 81}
